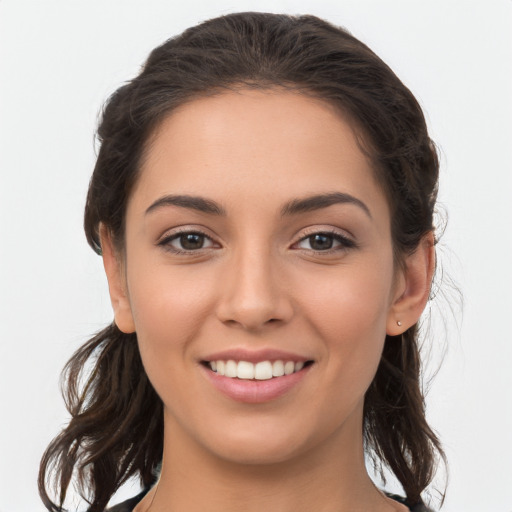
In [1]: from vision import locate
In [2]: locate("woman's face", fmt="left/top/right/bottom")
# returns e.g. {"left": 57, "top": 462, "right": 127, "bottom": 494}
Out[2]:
{"left": 108, "top": 90, "right": 410, "bottom": 465}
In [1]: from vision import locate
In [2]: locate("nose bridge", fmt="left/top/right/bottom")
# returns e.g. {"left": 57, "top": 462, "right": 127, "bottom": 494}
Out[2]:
{"left": 216, "top": 239, "right": 291, "bottom": 330}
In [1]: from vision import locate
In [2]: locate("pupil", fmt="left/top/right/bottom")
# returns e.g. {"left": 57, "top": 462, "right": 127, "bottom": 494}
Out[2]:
{"left": 181, "top": 233, "right": 204, "bottom": 250}
{"left": 310, "top": 234, "right": 332, "bottom": 250}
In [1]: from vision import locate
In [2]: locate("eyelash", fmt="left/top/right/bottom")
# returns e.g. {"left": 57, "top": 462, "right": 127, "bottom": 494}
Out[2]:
{"left": 158, "top": 229, "right": 217, "bottom": 254}
{"left": 157, "top": 228, "right": 357, "bottom": 255}
{"left": 293, "top": 230, "right": 357, "bottom": 254}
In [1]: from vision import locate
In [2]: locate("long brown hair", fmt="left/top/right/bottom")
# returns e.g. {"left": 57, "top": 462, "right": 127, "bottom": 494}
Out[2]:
{"left": 39, "top": 12, "right": 445, "bottom": 511}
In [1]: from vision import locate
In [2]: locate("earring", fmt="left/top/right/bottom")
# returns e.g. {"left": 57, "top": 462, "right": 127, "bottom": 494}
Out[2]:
{"left": 397, "top": 320, "right": 402, "bottom": 326}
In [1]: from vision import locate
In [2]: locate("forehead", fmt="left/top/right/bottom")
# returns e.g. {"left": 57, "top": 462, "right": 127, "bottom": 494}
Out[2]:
{"left": 131, "top": 89, "right": 389, "bottom": 220}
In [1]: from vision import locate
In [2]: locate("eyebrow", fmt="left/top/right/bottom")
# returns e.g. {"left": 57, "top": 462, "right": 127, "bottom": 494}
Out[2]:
{"left": 145, "top": 192, "right": 371, "bottom": 219}
{"left": 145, "top": 195, "right": 227, "bottom": 216}
{"left": 280, "top": 192, "right": 372, "bottom": 219}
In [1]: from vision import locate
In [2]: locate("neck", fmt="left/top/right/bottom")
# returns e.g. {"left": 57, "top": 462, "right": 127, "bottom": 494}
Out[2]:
{"left": 139, "top": 405, "right": 400, "bottom": 512}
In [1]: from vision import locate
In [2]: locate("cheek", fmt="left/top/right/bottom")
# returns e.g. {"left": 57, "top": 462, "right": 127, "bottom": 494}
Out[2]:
{"left": 301, "top": 264, "right": 392, "bottom": 337}
{"left": 125, "top": 261, "right": 216, "bottom": 368}
{"left": 124, "top": 264, "right": 222, "bottom": 427}
{"left": 296, "top": 260, "right": 393, "bottom": 391}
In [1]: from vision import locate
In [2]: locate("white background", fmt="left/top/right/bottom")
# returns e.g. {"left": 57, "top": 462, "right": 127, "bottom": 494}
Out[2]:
{"left": 1, "top": 1, "right": 511, "bottom": 511}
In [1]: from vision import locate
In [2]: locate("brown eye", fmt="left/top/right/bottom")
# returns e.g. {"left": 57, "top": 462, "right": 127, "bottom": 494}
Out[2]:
{"left": 295, "top": 231, "right": 356, "bottom": 252}
{"left": 307, "top": 234, "right": 334, "bottom": 251}
{"left": 179, "top": 233, "right": 206, "bottom": 250}
{"left": 160, "top": 231, "right": 216, "bottom": 253}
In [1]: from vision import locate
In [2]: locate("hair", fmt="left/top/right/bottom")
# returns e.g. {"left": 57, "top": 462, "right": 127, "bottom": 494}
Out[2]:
{"left": 39, "top": 11, "right": 445, "bottom": 512}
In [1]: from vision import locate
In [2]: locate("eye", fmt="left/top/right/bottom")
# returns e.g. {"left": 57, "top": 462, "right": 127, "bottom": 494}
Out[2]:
{"left": 159, "top": 230, "right": 217, "bottom": 253}
{"left": 295, "top": 231, "right": 356, "bottom": 252}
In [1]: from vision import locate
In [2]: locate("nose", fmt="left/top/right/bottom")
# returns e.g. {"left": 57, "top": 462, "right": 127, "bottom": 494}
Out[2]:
{"left": 215, "top": 246, "right": 294, "bottom": 331}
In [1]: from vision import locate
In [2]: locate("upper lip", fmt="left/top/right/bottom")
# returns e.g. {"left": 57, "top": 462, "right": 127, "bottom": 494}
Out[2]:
{"left": 201, "top": 348, "right": 312, "bottom": 364}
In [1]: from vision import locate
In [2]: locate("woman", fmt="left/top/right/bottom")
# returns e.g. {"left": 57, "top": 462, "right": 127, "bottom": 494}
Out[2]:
{"left": 39, "top": 12, "right": 445, "bottom": 512}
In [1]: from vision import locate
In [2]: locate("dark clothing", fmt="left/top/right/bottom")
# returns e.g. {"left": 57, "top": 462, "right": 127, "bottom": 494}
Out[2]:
{"left": 387, "top": 493, "right": 434, "bottom": 511}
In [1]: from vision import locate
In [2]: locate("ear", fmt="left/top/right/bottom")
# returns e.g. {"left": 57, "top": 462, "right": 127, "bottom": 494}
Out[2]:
{"left": 386, "top": 232, "right": 435, "bottom": 336}
{"left": 99, "top": 224, "right": 136, "bottom": 334}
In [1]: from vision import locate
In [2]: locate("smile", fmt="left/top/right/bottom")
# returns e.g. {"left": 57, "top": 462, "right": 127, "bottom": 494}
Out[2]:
{"left": 206, "top": 359, "right": 311, "bottom": 380}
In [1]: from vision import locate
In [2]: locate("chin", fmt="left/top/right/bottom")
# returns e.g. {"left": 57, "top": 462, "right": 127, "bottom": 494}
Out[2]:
{"left": 196, "top": 413, "right": 338, "bottom": 467}
{"left": 210, "top": 435, "right": 306, "bottom": 466}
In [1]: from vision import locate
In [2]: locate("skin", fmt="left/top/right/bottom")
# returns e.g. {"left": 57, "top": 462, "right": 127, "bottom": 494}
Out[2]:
{"left": 101, "top": 89, "right": 434, "bottom": 512}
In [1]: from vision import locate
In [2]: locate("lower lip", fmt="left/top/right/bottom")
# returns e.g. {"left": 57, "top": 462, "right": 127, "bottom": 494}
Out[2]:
{"left": 201, "top": 364, "right": 312, "bottom": 403}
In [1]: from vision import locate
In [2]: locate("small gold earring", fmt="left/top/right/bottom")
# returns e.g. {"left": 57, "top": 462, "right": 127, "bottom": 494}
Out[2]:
{"left": 397, "top": 320, "right": 402, "bottom": 326}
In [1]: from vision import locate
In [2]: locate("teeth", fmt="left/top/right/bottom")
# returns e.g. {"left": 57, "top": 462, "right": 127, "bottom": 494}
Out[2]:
{"left": 237, "top": 361, "right": 255, "bottom": 379}
{"left": 209, "top": 359, "right": 308, "bottom": 380}
{"left": 284, "top": 361, "right": 295, "bottom": 375}
{"left": 225, "top": 360, "right": 237, "bottom": 378}
{"left": 272, "top": 360, "right": 285, "bottom": 377}
{"left": 254, "top": 361, "right": 273, "bottom": 380}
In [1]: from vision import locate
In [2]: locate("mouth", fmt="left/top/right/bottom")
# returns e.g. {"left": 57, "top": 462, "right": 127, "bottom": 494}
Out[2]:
{"left": 201, "top": 359, "right": 314, "bottom": 380}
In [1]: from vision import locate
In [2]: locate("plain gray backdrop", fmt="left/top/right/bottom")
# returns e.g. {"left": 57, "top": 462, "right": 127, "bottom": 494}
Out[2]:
{"left": 1, "top": 1, "right": 511, "bottom": 511}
